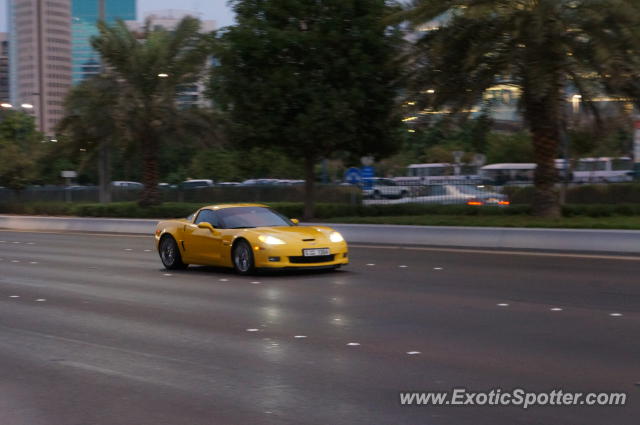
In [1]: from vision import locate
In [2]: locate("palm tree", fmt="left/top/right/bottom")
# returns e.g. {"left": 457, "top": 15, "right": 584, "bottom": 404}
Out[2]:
{"left": 91, "top": 17, "right": 211, "bottom": 206}
{"left": 397, "top": 0, "right": 640, "bottom": 217}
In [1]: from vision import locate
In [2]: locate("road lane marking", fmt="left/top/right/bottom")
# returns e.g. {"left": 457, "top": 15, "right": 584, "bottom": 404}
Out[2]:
{"left": 294, "top": 335, "right": 307, "bottom": 339}
{"left": 497, "top": 303, "right": 509, "bottom": 307}
{"left": 366, "top": 263, "right": 375, "bottom": 266}
{"left": 246, "top": 328, "right": 260, "bottom": 332}
{"left": 350, "top": 244, "right": 640, "bottom": 262}
{"left": 550, "top": 308, "right": 563, "bottom": 311}
{"left": 9, "top": 295, "right": 19, "bottom": 298}
{"left": 433, "top": 267, "right": 443, "bottom": 270}
{"left": 399, "top": 265, "right": 408, "bottom": 268}
{"left": 251, "top": 281, "right": 261, "bottom": 284}
{"left": 163, "top": 273, "right": 172, "bottom": 277}
{"left": 219, "top": 278, "right": 229, "bottom": 282}
{"left": 347, "top": 342, "right": 360, "bottom": 346}
{"left": 35, "top": 298, "right": 46, "bottom": 302}
{"left": 610, "top": 313, "right": 623, "bottom": 317}
{"left": 407, "top": 351, "right": 421, "bottom": 355}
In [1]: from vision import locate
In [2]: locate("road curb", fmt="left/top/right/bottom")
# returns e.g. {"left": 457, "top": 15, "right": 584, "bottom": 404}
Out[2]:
{"left": 1, "top": 214, "right": 638, "bottom": 254}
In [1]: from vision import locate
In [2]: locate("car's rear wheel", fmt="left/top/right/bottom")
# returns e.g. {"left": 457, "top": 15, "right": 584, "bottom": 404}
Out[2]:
{"left": 233, "top": 240, "right": 255, "bottom": 275}
{"left": 159, "top": 236, "right": 187, "bottom": 270}
{"left": 373, "top": 190, "right": 382, "bottom": 199}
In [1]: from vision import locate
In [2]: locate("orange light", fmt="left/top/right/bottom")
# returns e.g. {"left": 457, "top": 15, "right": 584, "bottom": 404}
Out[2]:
{"left": 498, "top": 200, "right": 511, "bottom": 206}
{"left": 467, "top": 201, "right": 483, "bottom": 206}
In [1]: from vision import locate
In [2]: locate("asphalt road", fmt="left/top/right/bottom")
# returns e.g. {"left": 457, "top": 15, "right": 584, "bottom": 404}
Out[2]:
{"left": 0, "top": 230, "right": 638, "bottom": 425}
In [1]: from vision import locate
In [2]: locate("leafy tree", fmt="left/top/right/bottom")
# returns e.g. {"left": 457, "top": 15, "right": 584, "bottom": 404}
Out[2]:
{"left": 90, "top": 17, "right": 213, "bottom": 206}
{"left": 486, "top": 132, "right": 534, "bottom": 164}
{"left": 57, "top": 75, "right": 123, "bottom": 201}
{"left": 212, "top": 0, "right": 402, "bottom": 218}
{"left": 397, "top": 0, "right": 640, "bottom": 217}
{"left": 0, "top": 110, "right": 42, "bottom": 190}
{"left": 0, "top": 144, "right": 36, "bottom": 190}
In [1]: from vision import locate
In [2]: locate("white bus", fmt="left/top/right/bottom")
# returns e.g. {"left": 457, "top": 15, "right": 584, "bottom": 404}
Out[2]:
{"left": 480, "top": 158, "right": 633, "bottom": 185}
{"left": 572, "top": 157, "right": 634, "bottom": 183}
{"left": 395, "top": 163, "right": 481, "bottom": 185}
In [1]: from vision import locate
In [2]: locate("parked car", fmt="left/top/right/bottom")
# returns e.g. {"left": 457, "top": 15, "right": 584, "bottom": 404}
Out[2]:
{"left": 64, "top": 185, "right": 95, "bottom": 191}
{"left": 111, "top": 181, "right": 143, "bottom": 189}
{"left": 216, "top": 182, "right": 241, "bottom": 186}
{"left": 241, "top": 179, "right": 282, "bottom": 186}
{"left": 180, "top": 179, "right": 214, "bottom": 189}
{"left": 362, "top": 178, "right": 412, "bottom": 199}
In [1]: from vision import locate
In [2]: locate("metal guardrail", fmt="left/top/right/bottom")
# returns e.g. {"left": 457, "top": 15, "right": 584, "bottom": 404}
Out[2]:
{"left": 2, "top": 182, "right": 638, "bottom": 206}
{"left": 1, "top": 215, "right": 638, "bottom": 254}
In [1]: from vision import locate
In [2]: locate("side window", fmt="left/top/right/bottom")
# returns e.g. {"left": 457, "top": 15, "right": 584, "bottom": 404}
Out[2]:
{"left": 429, "top": 186, "right": 447, "bottom": 196}
{"left": 194, "top": 209, "right": 221, "bottom": 228}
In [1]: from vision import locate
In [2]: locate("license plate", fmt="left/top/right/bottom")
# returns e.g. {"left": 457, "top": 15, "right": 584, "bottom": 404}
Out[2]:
{"left": 303, "top": 248, "right": 330, "bottom": 257}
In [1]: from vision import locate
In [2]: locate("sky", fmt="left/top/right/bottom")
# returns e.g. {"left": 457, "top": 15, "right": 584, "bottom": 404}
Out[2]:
{"left": 0, "top": 0, "right": 236, "bottom": 32}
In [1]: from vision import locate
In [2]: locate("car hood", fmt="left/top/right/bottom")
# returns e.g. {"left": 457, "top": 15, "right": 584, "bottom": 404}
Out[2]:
{"left": 246, "top": 225, "right": 337, "bottom": 243}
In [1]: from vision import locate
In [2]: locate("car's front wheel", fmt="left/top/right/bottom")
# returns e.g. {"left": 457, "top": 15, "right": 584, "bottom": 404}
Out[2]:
{"left": 233, "top": 240, "right": 255, "bottom": 275}
{"left": 159, "top": 236, "right": 188, "bottom": 270}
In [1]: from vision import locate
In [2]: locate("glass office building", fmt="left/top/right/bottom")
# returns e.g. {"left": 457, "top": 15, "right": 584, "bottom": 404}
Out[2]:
{"left": 72, "top": 0, "right": 136, "bottom": 84}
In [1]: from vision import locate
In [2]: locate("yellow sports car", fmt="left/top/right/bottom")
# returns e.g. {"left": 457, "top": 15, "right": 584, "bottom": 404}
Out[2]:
{"left": 154, "top": 204, "right": 348, "bottom": 274}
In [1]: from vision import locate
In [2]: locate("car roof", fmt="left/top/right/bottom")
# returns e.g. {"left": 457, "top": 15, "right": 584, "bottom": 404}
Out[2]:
{"left": 199, "top": 203, "right": 269, "bottom": 210}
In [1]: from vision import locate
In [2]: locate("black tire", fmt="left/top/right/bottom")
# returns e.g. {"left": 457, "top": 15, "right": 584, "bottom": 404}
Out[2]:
{"left": 232, "top": 239, "right": 255, "bottom": 275}
{"left": 159, "top": 236, "right": 188, "bottom": 270}
{"left": 400, "top": 190, "right": 408, "bottom": 198}
{"left": 373, "top": 190, "right": 382, "bottom": 200}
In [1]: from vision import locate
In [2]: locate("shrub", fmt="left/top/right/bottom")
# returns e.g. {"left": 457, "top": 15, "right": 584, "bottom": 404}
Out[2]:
{"left": 505, "top": 183, "right": 640, "bottom": 205}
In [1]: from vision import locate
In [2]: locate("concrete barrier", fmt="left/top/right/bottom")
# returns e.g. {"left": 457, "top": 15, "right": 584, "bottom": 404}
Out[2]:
{"left": 0, "top": 215, "right": 638, "bottom": 254}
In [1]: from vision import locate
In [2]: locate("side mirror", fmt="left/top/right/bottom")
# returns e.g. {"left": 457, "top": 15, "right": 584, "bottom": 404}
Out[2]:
{"left": 290, "top": 218, "right": 300, "bottom": 225}
{"left": 197, "top": 222, "right": 215, "bottom": 232}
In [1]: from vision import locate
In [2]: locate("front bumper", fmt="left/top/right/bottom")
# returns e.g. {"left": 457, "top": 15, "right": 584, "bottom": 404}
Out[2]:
{"left": 252, "top": 242, "right": 349, "bottom": 269}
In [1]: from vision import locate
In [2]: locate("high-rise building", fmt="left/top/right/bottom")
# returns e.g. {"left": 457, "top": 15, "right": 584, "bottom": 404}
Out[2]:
{"left": 71, "top": 0, "right": 136, "bottom": 84}
{"left": 8, "top": 0, "right": 73, "bottom": 135}
{"left": 0, "top": 33, "right": 9, "bottom": 102}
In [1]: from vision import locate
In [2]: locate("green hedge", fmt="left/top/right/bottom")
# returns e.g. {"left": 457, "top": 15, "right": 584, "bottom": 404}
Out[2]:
{"left": 504, "top": 183, "right": 640, "bottom": 205}
{"left": 1, "top": 201, "right": 639, "bottom": 219}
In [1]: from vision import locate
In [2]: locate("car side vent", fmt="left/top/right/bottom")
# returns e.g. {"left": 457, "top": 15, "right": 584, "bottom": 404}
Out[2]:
{"left": 302, "top": 238, "right": 316, "bottom": 242}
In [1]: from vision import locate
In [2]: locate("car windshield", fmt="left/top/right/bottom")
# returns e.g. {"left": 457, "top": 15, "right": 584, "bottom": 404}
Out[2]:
{"left": 455, "top": 185, "right": 491, "bottom": 195}
{"left": 217, "top": 207, "right": 292, "bottom": 229}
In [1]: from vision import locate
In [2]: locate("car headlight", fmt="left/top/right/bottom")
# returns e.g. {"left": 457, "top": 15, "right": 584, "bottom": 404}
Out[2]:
{"left": 329, "top": 232, "right": 344, "bottom": 243}
{"left": 258, "top": 235, "right": 286, "bottom": 245}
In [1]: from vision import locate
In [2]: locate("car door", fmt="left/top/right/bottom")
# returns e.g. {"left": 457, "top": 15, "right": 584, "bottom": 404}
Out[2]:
{"left": 183, "top": 209, "right": 224, "bottom": 265}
